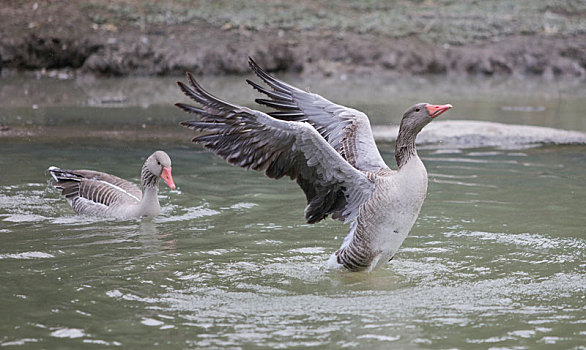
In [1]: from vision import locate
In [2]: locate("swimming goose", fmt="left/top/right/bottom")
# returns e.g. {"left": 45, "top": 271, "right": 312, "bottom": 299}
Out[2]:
{"left": 48, "top": 151, "right": 176, "bottom": 219}
{"left": 176, "top": 58, "right": 451, "bottom": 272}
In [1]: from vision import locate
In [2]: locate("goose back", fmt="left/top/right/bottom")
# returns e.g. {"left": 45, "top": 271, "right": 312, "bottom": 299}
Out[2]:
{"left": 49, "top": 167, "right": 142, "bottom": 216}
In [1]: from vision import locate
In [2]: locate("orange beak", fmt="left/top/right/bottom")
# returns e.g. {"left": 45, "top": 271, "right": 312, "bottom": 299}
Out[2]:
{"left": 426, "top": 104, "right": 453, "bottom": 118}
{"left": 160, "top": 167, "right": 176, "bottom": 190}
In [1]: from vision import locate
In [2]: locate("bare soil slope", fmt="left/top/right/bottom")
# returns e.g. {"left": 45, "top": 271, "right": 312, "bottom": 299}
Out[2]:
{"left": 1, "top": 0, "right": 585, "bottom": 77}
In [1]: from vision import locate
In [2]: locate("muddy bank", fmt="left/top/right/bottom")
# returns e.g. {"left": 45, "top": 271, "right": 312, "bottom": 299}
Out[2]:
{"left": 1, "top": 0, "right": 585, "bottom": 78}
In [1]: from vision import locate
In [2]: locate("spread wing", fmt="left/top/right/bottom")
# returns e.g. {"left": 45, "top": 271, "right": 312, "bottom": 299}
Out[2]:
{"left": 49, "top": 168, "right": 142, "bottom": 212}
{"left": 176, "top": 72, "right": 375, "bottom": 224}
{"left": 247, "top": 57, "right": 388, "bottom": 173}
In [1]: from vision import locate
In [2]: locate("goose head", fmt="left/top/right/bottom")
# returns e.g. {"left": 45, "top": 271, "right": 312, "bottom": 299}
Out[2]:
{"left": 399, "top": 103, "right": 452, "bottom": 136}
{"left": 395, "top": 103, "right": 452, "bottom": 168}
{"left": 145, "top": 151, "right": 176, "bottom": 190}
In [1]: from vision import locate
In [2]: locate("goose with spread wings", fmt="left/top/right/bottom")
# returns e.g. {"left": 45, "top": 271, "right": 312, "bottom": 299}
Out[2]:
{"left": 176, "top": 58, "right": 451, "bottom": 272}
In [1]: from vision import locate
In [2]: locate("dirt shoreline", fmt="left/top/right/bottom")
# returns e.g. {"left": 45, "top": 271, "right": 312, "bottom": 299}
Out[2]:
{"left": 1, "top": 1, "right": 585, "bottom": 79}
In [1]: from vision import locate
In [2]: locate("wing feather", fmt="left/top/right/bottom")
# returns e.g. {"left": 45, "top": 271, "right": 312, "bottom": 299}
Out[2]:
{"left": 247, "top": 57, "right": 388, "bottom": 173}
{"left": 176, "top": 73, "right": 375, "bottom": 224}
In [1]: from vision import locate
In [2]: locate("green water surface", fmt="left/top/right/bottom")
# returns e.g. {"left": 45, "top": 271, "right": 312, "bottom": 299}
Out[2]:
{"left": 0, "top": 75, "right": 584, "bottom": 349}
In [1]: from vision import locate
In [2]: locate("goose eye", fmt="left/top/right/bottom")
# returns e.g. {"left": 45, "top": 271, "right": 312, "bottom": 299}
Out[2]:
{"left": 415, "top": 108, "right": 421, "bottom": 112}
{"left": 157, "top": 161, "right": 161, "bottom": 165}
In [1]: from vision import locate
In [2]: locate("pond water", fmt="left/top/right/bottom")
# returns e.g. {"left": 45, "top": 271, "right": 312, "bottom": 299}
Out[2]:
{"left": 0, "top": 74, "right": 585, "bottom": 348}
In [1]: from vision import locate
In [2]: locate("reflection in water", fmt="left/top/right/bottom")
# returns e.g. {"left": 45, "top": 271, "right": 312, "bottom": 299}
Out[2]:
{"left": 139, "top": 220, "right": 176, "bottom": 251}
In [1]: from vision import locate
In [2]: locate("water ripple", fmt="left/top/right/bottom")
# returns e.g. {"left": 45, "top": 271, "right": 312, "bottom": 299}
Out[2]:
{"left": 0, "top": 251, "right": 55, "bottom": 259}
{"left": 155, "top": 205, "right": 219, "bottom": 223}
{"left": 445, "top": 230, "right": 586, "bottom": 253}
{"left": 50, "top": 328, "right": 85, "bottom": 339}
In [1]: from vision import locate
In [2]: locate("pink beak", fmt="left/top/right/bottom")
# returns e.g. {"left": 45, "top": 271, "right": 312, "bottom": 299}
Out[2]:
{"left": 161, "top": 167, "right": 176, "bottom": 190}
{"left": 426, "top": 104, "right": 453, "bottom": 118}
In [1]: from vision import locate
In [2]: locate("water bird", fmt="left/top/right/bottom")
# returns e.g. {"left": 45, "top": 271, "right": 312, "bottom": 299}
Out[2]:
{"left": 176, "top": 58, "right": 451, "bottom": 272}
{"left": 48, "top": 151, "right": 175, "bottom": 219}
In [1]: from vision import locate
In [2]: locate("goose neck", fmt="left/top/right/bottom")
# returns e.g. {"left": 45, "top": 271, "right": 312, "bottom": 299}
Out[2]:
{"left": 395, "top": 127, "right": 418, "bottom": 169}
{"left": 141, "top": 165, "right": 159, "bottom": 190}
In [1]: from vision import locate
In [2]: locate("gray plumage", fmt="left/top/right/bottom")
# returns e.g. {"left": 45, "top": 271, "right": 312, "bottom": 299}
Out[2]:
{"left": 176, "top": 58, "right": 451, "bottom": 271}
{"left": 49, "top": 151, "right": 175, "bottom": 219}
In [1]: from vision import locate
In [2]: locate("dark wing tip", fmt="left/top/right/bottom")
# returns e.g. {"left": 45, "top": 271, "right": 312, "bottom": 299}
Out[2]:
{"left": 176, "top": 72, "right": 239, "bottom": 112}
{"left": 186, "top": 71, "right": 200, "bottom": 90}
{"left": 175, "top": 102, "right": 204, "bottom": 115}
{"left": 176, "top": 72, "right": 208, "bottom": 102}
{"left": 248, "top": 56, "right": 258, "bottom": 68}
{"left": 179, "top": 120, "right": 197, "bottom": 130}
{"left": 248, "top": 56, "right": 267, "bottom": 77}
{"left": 176, "top": 81, "right": 197, "bottom": 99}
{"left": 246, "top": 58, "right": 294, "bottom": 95}
{"left": 246, "top": 78, "right": 261, "bottom": 92}
{"left": 176, "top": 71, "right": 200, "bottom": 93}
